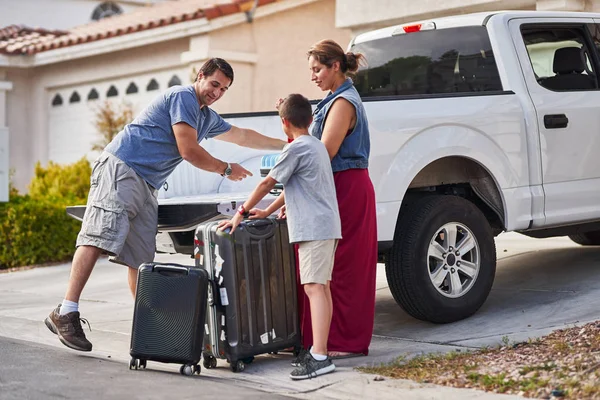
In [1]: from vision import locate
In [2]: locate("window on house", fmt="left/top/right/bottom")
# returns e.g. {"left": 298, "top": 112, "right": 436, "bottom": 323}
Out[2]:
{"left": 147, "top": 79, "right": 159, "bottom": 91}
{"left": 168, "top": 75, "right": 182, "bottom": 87}
{"left": 107, "top": 85, "right": 119, "bottom": 97}
{"left": 88, "top": 88, "right": 99, "bottom": 100}
{"left": 351, "top": 26, "right": 503, "bottom": 97}
{"left": 126, "top": 82, "right": 138, "bottom": 94}
{"left": 51, "top": 94, "right": 63, "bottom": 107}
{"left": 521, "top": 25, "right": 598, "bottom": 91}
{"left": 69, "top": 91, "right": 81, "bottom": 103}
{"left": 91, "top": 2, "right": 123, "bottom": 21}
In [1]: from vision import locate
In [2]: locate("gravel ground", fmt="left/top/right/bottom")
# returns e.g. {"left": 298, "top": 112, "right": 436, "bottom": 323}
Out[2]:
{"left": 361, "top": 321, "right": 600, "bottom": 399}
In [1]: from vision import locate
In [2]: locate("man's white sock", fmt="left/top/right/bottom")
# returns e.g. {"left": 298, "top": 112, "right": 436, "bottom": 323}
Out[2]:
{"left": 310, "top": 347, "right": 327, "bottom": 361}
{"left": 59, "top": 300, "right": 79, "bottom": 315}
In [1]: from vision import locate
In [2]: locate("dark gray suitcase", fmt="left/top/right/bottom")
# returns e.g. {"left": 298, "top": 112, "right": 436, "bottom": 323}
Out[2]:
{"left": 195, "top": 218, "right": 301, "bottom": 372}
{"left": 129, "top": 262, "right": 209, "bottom": 376}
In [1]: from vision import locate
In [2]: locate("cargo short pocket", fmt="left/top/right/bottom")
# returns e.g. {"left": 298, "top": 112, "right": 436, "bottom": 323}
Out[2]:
{"left": 90, "top": 155, "right": 109, "bottom": 187}
{"left": 85, "top": 200, "right": 125, "bottom": 241}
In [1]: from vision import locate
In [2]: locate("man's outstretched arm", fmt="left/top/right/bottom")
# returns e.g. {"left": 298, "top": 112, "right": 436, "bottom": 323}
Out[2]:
{"left": 216, "top": 125, "right": 287, "bottom": 150}
{"left": 173, "top": 122, "right": 251, "bottom": 180}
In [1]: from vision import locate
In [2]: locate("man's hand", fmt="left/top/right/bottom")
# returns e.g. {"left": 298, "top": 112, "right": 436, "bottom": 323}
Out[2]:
{"left": 226, "top": 163, "right": 253, "bottom": 181}
{"left": 248, "top": 208, "right": 270, "bottom": 219}
{"left": 217, "top": 212, "right": 244, "bottom": 233}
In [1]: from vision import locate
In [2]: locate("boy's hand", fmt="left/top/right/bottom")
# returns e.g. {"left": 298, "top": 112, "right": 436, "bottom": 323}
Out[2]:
{"left": 248, "top": 208, "right": 269, "bottom": 219}
{"left": 227, "top": 163, "right": 253, "bottom": 181}
{"left": 217, "top": 212, "right": 244, "bottom": 233}
{"left": 277, "top": 205, "right": 287, "bottom": 219}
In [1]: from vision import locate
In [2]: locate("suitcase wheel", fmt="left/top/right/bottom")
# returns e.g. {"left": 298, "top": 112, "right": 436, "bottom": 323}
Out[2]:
{"left": 231, "top": 360, "right": 245, "bottom": 373}
{"left": 129, "top": 358, "right": 146, "bottom": 371}
{"left": 180, "top": 364, "right": 200, "bottom": 376}
{"left": 203, "top": 356, "right": 218, "bottom": 369}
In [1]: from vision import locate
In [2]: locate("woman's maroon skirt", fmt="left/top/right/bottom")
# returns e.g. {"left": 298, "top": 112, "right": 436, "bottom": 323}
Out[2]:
{"left": 297, "top": 168, "right": 378, "bottom": 354}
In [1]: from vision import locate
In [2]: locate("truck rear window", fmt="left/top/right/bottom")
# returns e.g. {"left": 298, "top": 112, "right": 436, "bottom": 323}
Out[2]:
{"left": 351, "top": 26, "right": 503, "bottom": 97}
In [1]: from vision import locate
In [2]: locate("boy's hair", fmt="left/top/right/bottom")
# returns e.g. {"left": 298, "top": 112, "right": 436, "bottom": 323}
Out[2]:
{"left": 197, "top": 58, "right": 234, "bottom": 85}
{"left": 278, "top": 94, "right": 312, "bottom": 128}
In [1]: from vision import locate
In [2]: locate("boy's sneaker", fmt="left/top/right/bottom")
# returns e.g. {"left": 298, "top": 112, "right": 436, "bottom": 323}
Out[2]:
{"left": 44, "top": 305, "right": 92, "bottom": 352}
{"left": 290, "top": 353, "right": 335, "bottom": 380}
{"left": 291, "top": 348, "right": 308, "bottom": 367}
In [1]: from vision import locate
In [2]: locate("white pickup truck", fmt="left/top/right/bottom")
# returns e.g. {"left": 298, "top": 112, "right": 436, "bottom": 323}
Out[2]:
{"left": 91, "top": 10, "right": 600, "bottom": 324}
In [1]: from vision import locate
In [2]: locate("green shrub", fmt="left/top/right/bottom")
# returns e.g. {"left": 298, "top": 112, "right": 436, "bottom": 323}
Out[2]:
{"left": 0, "top": 159, "right": 91, "bottom": 269}
{"left": 0, "top": 195, "right": 81, "bottom": 269}
{"left": 28, "top": 157, "right": 91, "bottom": 203}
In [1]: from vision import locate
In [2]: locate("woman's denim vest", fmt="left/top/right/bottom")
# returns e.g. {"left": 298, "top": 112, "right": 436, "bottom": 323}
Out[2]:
{"left": 311, "top": 78, "right": 370, "bottom": 173}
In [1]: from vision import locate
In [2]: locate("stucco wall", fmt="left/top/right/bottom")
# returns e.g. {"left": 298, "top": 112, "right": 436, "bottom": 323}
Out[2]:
{"left": 337, "top": 0, "right": 535, "bottom": 31}
{"left": 4, "top": 0, "right": 351, "bottom": 192}
{"left": 210, "top": 0, "right": 352, "bottom": 110}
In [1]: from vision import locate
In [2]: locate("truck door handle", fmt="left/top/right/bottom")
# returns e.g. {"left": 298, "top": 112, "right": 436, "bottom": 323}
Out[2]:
{"left": 544, "top": 114, "right": 568, "bottom": 129}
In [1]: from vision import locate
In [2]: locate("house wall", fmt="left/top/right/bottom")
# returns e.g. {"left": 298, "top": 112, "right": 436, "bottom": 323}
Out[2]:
{"left": 210, "top": 0, "right": 352, "bottom": 109}
{"left": 334, "top": 0, "right": 600, "bottom": 34}
{"left": 4, "top": 0, "right": 351, "bottom": 192}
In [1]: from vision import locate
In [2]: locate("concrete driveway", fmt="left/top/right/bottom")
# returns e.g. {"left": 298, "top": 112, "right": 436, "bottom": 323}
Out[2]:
{"left": 0, "top": 232, "right": 598, "bottom": 399}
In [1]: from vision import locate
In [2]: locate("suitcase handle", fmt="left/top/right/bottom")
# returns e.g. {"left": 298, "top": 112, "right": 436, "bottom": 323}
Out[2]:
{"left": 152, "top": 264, "right": 189, "bottom": 275}
{"left": 242, "top": 219, "right": 275, "bottom": 237}
{"left": 208, "top": 279, "right": 221, "bottom": 307}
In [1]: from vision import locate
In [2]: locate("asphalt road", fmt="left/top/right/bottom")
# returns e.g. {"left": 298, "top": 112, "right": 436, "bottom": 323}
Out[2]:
{"left": 0, "top": 336, "right": 291, "bottom": 400}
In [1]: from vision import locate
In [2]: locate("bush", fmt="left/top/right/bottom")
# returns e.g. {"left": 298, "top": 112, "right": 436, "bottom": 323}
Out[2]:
{"left": 28, "top": 157, "right": 91, "bottom": 203}
{"left": 0, "top": 159, "right": 91, "bottom": 269}
{"left": 0, "top": 196, "right": 82, "bottom": 269}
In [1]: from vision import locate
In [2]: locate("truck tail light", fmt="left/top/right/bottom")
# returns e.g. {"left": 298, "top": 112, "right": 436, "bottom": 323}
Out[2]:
{"left": 393, "top": 21, "right": 436, "bottom": 35}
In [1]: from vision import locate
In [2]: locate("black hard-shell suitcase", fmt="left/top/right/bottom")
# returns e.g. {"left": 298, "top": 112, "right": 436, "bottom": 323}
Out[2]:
{"left": 194, "top": 218, "right": 301, "bottom": 372}
{"left": 129, "top": 262, "right": 209, "bottom": 376}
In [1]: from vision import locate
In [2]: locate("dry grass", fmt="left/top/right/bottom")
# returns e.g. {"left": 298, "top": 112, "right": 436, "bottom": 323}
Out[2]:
{"left": 360, "top": 321, "right": 600, "bottom": 399}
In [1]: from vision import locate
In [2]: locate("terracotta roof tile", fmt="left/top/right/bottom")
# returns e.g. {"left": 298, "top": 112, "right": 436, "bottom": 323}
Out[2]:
{"left": 0, "top": 0, "right": 280, "bottom": 56}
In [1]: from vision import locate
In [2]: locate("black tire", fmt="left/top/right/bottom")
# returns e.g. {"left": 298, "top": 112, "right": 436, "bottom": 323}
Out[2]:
{"left": 386, "top": 195, "right": 496, "bottom": 323}
{"left": 569, "top": 231, "right": 600, "bottom": 246}
{"left": 231, "top": 360, "right": 245, "bottom": 373}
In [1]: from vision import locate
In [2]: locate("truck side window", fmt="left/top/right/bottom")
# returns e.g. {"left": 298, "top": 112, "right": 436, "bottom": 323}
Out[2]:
{"left": 521, "top": 25, "right": 598, "bottom": 91}
{"left": 351, "top": 26, "right": 503, "bottom": 97}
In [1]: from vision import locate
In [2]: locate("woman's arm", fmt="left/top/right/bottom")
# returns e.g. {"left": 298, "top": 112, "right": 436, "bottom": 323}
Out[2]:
{"left": 320, "top": 98, "right": 356, "bottom": 160}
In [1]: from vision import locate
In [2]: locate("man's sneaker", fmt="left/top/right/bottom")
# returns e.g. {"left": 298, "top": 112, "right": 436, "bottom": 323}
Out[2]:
{"left": 44, "top": 305, "right": 92, "bottom": 352}
{"left": 290, "top": 353, "right": 335, "bottom": 380}
{"left": 291, "top": 348, "right": 308, "bottom": 367}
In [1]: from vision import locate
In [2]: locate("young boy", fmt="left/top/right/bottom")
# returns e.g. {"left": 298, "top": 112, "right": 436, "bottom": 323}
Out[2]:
{"left": 217, "top": 93, "right": 341, "bottom": 380}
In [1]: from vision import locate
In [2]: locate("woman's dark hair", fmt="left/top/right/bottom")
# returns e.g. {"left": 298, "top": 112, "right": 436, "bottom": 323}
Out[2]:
{"left": 197, "top": 58, "right": 234, "bottom": 85}
{"left": 307, "top": 39, "right": 365, "bottom": 75}
{"left": 278, "top": 94, "right": 312, "bottom": 128}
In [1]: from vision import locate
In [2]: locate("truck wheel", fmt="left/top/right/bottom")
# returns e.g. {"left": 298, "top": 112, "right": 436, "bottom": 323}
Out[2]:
{"left": 386, "top": 195, "right": 496, "bottom": 323}
{"left": 569, "top": 231, "right": 600, "bottom": 246}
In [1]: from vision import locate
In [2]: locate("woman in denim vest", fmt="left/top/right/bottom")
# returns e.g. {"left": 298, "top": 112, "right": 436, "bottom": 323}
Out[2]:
{"left": 299, "top": 39, "right": 378, "bottom": 358}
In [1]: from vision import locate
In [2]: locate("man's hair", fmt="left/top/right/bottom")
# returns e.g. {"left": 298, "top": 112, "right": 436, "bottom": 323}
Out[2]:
{"left": 197, "top": 58, "right": 234, "bottom": 85}
{"left": 278, "top": 94, "right": 312, "bottom": 128}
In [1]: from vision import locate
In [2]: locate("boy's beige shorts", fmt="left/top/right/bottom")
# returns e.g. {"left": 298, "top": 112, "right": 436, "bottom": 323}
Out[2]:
{"left": 297, "top": 239, "right": 339, "bottom": 285}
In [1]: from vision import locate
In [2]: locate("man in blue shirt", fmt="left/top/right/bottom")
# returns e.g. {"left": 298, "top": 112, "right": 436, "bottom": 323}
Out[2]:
{"left": 44, "top": 58, "right": 287, "bottom": 352}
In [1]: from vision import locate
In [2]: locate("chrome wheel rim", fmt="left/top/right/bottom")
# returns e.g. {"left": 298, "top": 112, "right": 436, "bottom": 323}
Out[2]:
{"left": 427, "top": 222, "right": 480, "bottom": 298}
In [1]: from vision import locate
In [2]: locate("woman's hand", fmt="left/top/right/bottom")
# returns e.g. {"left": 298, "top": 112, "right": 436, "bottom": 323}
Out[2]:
{"left": 277, "top": 205, "right": 287, "bottom": 219}
{"left": 248, "top": 208, "right": 269, "bottom": 219}
{"left": 275, "top": 98, "right": 284, "bottom": 110}
{"left": 217, "top": 212, "right": 244, "bottom": 233}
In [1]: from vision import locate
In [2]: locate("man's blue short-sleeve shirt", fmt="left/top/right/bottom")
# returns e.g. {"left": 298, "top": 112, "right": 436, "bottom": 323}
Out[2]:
{"left": 106, "top": 85, "right": 231, "bottom": 189}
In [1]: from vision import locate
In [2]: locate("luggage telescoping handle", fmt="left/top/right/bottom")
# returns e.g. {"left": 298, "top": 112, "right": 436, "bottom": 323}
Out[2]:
{"left": 152, "top": 263, "right": 189, "bottom": 275}
{"left": 242, "top": 218, "right": 275, "bottom": 238}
